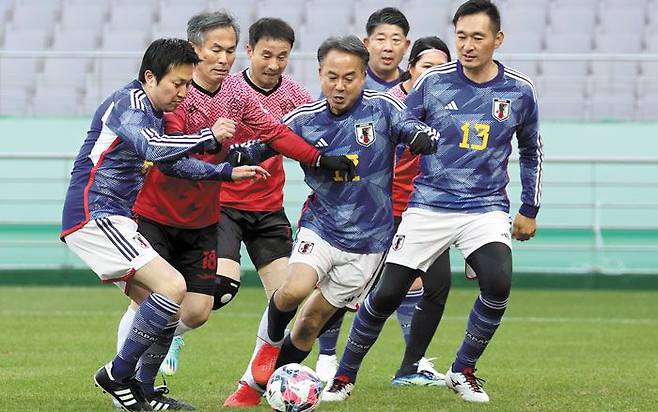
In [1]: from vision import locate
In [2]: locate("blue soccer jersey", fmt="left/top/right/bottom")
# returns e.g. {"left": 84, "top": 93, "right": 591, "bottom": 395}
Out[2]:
{"left": 404, "top": 60, "right": 543, "bottom": 218}
{"left": 61, "top": 80, "right": 230, "bottom": 237}
{"left": 364, "top": 66, "right": 403, "bottom": 92}
{"left": 283, "top": 90, "right": 435, "bottom": 253}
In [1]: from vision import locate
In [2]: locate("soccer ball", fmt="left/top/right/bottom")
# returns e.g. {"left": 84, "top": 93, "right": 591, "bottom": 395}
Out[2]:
{"left": 265, "top": 363, "right": 324, "bottom": 412}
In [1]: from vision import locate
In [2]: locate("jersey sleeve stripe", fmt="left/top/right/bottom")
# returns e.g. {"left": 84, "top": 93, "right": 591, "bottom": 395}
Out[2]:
{"left": 534, "top": 133, "right": 544, "bottom": 205}
{"left": 413, "top": 62, "right": 457, "bottom": 90}
{"left": 504, "top": 69, "right": 538, "bottom": 102}
{"left": 282, "top": 100, "right": 327, "bottom": 124}
{"left": 363, "top": 90, "right": 407, "bottom": 111}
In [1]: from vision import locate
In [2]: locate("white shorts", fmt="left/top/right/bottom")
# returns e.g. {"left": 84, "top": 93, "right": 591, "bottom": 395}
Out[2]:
{"left": 386, "top": 208, "right": 512, "bottom": 272}
{"left": 64, "top": 215, "right": 159, "bottom": 291}
{"left": 289, "top": 227, "right": 384, "bottom": 309}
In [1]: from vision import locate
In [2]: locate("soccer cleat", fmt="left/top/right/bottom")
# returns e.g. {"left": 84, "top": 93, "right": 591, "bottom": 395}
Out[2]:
{"left": 250, "top": 342, "right": 281, "bottom": 386}
{"left": 445, "top": 366, "right": 489, "bottom": 403}
{"left": 223, "top": 381, "right": 262, "bottom": 407}
{"left": 321, "top": 375, "right": 354, "bottom": 402}
{"left": 315, "top": 354, "right": 339, "bottom": 383}
{"left": 391, "top": 370, "right": 444, "bottom": 386}
{"left": 159, "top": 335, "right": 184, "bottom": 376}
{"left": 417, "top": 357, "right": 446, "bottom": 383}
{"left": 147, "top": 385, "right": 195, "bottom": 410}
{"left": 93, "top": 363, "right": 153, "bottom": 411}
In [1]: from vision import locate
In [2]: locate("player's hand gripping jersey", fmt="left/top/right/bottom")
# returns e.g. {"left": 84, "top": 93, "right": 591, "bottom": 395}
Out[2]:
{"left": 405, "top": 61, "right": 543, "bottom": 217}
{"left": 133, "top": 74, "right": 320, "bottom": 229}
{"left": 61, "top": 80, "right": 222, "bottom": 237}
{"left": 283, "top": 90, "right": 438, "bottom": 254}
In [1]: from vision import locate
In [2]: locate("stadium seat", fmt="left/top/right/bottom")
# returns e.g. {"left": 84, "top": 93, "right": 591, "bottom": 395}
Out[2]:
{"left": 41, "top": 28, "right": 98, "bottom": 89}
{"left": 157, "top": 2, "right": 209, "bottom": 32}
{"left": 0, "top": 85, "right": 30, "bottom": 116}
{"left": 500, "top": 7, "right": 547, "bottom": 34}
{"left": 402, "top": 4, "right": 451, "bottom": 39}
{"left": 101, "top": 29, "right": 149, "bottom": 51}
{"left": 588, "top": 83, "right": 636, "bottom": 121}
{"left": 296, "top": 25, "right": 329, "bottom": 52}
{"left": 591, "top": 32, "right": 641, "bottom": 86}
{"left": 255, "top": 3, "right": 304, "bottom": 29}
{"left": 542, "top": 31, "right": 592, "bottom": 77}
{"left": 499, "top": 30, "right": 542, "bottom": 53}
{"left": 0, "top": 29, "right": 48, "bottom": 89}
{"left": 59, "top": 4, "right": 107, "bottom": 30}
{"left": 547, "top": 4, "right": 596, "bottom": 34}
{"left": 107, "top": 3, "right": 155, "bottom": 31}
{"left": 504, "top": 60, "right": 538, "bottom": 80}
{"left": 598, "top": 8, "right": 646, "bottom": 34}
{"left": 304, "top": 4, "right": 353, "bottom": 34}
{"left": 10, "top": 1, "right": 59, "bottom": 31}
{"left": 31, "top": 86, "right": 82, "bottom": 116}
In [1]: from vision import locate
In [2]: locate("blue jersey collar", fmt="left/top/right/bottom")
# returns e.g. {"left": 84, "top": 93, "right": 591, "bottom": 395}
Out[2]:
{"left": 366, "top": 65, "right": 403, "bottom": 88}
{"left": 456, "top": 60, "right": 505, "bottom": 88}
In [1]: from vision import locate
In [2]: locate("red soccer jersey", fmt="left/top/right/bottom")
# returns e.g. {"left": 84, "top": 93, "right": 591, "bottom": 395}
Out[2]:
{"left": 220, "top": 70, "right": 313, "bottom": 211}
{"left": 133, "top": 75, "right": 320, "bottom": 228}
{"left": 389, "top": 83, "right": 420, "bottom": 217}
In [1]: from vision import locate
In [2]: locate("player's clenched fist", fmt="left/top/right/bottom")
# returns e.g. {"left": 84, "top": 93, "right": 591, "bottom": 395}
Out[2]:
{"left": 230, "top": 165, "right": 271, "bottom": 182}
{"left": 211, "top": 118, "right": 237, "bottom": 143}
{"left": 512, "top": 213, "right": 536, "bottom": 241}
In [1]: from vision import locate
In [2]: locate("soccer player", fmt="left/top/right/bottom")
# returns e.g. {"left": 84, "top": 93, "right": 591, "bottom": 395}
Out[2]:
{"left": 315, "top": 6, "right": 419, "bottom": 382}
{"left": 245, "top": 35, "right": 437, "bottom": 390}
{"left": 218, "top": 18, "right": 315, "bottom": 407}
{"left": 387, "top": 36, "right": 454, "bottom": 387}
{"left": 60, "top": 38, "right": 267, "bottom": 411}
{"left": 112, "top": 12, "right": 353, "bottom": 404}
{"left": 324, "top": 0, "right": 543, "bottom": 403}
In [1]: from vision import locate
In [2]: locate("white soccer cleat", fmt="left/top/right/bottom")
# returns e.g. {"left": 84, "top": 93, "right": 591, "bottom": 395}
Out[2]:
{"left": 159, "top": 335, "right": 184, "bottom": 376}
{"left": 315, "top": 354, "right": 339, "bottom": 383}
{"left": 322, "top": 375, "right": 354, "bottom": 402}
{"left": 445, "top": 366, "right": 490, "bottom": 403}
{"left": 417, "top": 357, "right": 446, "bottom": 382}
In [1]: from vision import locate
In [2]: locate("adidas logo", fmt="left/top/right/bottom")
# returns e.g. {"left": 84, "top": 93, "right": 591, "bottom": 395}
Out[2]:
{"left": 315, "top": 138, "right": 328, "bottom": 148}
{"left": 444, "top": 101, "right": 459, "bottom": 111}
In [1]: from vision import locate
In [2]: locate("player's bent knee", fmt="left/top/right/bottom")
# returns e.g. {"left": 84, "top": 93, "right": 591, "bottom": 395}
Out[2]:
{"left": 275, "top": 285, "right": 307, "bottom": 310}
{"left": 212, "top": 275, "right": 241, "bottom": 310}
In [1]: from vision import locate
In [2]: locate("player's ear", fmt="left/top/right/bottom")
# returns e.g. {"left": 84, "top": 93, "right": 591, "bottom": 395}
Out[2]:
{"left": 246, "top": 43, "right": 254, "bottom": 58}
{"left": 143, "top": 70, "right": 156, "bottom": 88}
{"left": 494, "top": 30, "right": 504, "bottom": 50}
{"left": 362, "top": 37, "right": 369, "bottom": 48}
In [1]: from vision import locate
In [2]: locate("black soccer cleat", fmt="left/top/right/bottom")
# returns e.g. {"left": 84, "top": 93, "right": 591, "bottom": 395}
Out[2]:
{"left": 147, "top": 385, "right": 195, "bottom": 410}
{"left": 93, "top": 363, "right": 153, "bottom": 411}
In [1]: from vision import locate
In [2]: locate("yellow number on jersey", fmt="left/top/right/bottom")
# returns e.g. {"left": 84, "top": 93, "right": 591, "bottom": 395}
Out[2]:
{"left": 459, "top": 122, "right": 491, "bottom": 151}
{"left": 333, "top": 154, "right": 361, "bottom": 182}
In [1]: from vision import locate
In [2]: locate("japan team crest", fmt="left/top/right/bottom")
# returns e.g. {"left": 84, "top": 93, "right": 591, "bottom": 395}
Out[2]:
{"left": 492, "top": 98, "right": 511, "bottom": 122}
{"left": 355, "top": 122, "right": 376, "bottom": 147}
{"left": 298, "top": 241, "right": 314, "bottom": 255}
{"left": 392, "top": 234, "right": 405, "bottom": 251}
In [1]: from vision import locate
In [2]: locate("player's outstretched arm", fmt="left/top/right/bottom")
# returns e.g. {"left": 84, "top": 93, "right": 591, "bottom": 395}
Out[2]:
{"left": 157, "top": 157, "right": 234, "bottom": 181}
{"left": 230, "top": 165, "right": 270, "bottom": 182}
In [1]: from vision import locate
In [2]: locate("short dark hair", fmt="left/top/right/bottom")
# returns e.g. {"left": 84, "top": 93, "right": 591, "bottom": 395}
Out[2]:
{"left": 249, "top": 17, "right": 295, "bottom": 48}
{"left": 317, "top": 35, "right": 369, "bottom": 70}
{"left": 366, "top": 7, "right": 410, "bottom": 36}
{"left": 138, "top": 38, "right": 200, "bottom": 83}
{"left": 452, "top": 0, "right": 501, "bottom": 33}
{"left": 187, "top": 11, "right": 240, "bottom": 47}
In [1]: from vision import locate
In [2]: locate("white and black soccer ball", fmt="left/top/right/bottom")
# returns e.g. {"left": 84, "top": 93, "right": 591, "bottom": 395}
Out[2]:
{"left": 265, "top": 363, "right": 324, "bottom": 412}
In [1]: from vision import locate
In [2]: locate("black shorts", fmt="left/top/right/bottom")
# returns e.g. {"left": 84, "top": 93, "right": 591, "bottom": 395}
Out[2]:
{"left": 217, "top": 207, "right": 293, "bottom": 269}
{"left": 136, "top": 216, "right": 217, "bottom": 296}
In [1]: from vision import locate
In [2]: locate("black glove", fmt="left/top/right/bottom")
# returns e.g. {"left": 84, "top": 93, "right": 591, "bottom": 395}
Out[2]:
{"left": 408, "top": 130, "right": 436, "bottom": 155}
{"left": 318, "top": 155, "right": 357, "bottom": 181}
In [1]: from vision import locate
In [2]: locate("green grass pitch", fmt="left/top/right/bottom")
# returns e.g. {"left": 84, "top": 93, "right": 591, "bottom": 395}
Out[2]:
{"left": 1, "top": 285, "right": 657, "bottom": 411}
